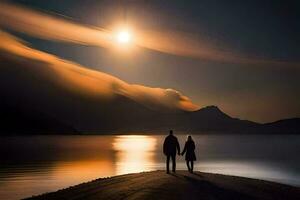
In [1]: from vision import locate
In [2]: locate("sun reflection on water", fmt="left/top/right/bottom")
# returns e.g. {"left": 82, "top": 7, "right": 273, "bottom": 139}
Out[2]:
{"left": 113, "top": 135, "right": 157, "bottom": 175}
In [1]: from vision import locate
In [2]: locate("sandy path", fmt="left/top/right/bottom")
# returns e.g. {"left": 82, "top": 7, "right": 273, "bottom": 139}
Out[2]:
{"left": 25, "top": 171, "right": 300, "bottom": 200}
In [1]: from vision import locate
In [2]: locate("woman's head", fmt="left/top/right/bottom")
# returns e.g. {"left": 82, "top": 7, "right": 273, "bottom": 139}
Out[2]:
{"left": 187, "top": 135, "right": 192, "bottom": 141}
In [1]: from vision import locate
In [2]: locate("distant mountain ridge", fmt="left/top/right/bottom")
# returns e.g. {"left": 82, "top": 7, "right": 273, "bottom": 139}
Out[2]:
{"left": 1, "top": 51, "right": 299, "bottom": 134}
{"left": 258, "top": 118, "right": 300, "bottom": 134}
{"left": 1, "top": 94, "right": 299, "bottom": 134}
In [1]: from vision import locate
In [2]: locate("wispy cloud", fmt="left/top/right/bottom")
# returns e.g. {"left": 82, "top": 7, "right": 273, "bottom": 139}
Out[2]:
{"left": 0, "top": 2, "right": 112, "bottom": 46}
{"left": 0, "top": 30, "right": 198, "bottom": 111}
{"left": 136, "top": 30, "right": 299, "bottom": 68}
{"left": 0, "top": 2, "right": 298, "bottom": 68}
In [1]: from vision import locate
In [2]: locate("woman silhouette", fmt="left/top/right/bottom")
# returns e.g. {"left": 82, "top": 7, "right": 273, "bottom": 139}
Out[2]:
{"left": 181, "top": 135, "right": 196, "bottom": 173}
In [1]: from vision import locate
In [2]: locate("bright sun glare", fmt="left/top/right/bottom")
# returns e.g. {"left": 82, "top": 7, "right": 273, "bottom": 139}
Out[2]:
{"left": 116, "top": 30, "right": 131, "bottom": 44}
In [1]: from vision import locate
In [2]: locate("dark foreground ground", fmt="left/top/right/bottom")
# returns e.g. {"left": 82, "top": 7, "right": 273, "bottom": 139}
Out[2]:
{"left": 25, "top": 171, "right": 300, "bottom": 200}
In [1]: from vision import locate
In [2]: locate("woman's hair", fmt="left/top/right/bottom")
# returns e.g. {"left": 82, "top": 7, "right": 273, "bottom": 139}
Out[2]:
{"left": 187, "top": 135, "right": 193, "bottom": 141}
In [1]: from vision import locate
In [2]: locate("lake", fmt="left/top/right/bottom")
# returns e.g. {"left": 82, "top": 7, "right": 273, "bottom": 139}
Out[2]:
{"left": 0, "top": 134, "right": 299, "bottom": 199}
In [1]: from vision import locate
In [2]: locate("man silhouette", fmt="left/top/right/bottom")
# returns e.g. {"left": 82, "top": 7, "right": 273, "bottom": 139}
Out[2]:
{"left": 163, "top": 130, "right": 180, "bottom": 173}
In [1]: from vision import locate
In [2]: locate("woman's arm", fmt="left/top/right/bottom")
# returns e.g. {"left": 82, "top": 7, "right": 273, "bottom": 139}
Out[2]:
{"left": 181, "top": 142, "right": 187, "bottom": 155}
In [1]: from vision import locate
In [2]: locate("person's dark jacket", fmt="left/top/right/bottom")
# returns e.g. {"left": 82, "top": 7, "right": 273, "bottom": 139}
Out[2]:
{"left": 182, "top": 140, "right": 196, "bottom": 161}
{"left": 163, "top": 135, "right": 180, "bottom": 156}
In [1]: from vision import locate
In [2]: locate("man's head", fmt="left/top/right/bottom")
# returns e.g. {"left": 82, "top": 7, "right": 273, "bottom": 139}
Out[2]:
{"left": 169, "top": 130, "right": 173, "bottom": 135}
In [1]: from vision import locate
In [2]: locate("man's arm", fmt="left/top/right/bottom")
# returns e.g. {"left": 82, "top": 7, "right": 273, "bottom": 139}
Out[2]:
{"left": 163, "top": 139, "right": 167, "bottom": 155}
{"left": 176, "top": 139, "right": 180, "bottom": 155}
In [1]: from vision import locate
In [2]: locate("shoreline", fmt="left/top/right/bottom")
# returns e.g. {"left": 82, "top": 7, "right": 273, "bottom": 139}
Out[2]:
{"left": 2, "top": 132, "right": 299, "bottom": 136}
{"left": 25, "top": 170, "right": 300, "bottom": 200}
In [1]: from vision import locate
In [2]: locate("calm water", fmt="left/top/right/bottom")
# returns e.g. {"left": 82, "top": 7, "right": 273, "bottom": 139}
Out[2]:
{"left": 0, "top": 134, "right": 299, "bottom": 199}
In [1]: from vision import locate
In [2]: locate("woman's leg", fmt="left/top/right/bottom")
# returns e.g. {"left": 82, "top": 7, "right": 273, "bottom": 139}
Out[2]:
{"left": 190, "top": 161, "right": 194, "bottom": 173}
{"left": 186, "top": 160, "right": 190, "bottom": 171}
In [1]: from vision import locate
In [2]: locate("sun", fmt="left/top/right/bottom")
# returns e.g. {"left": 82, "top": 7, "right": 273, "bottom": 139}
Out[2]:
{"left": 112, "top": 26, "right": 135, "bottom": 50}
{"left": 116, "top": 30, "right": 131, "bottom": 44}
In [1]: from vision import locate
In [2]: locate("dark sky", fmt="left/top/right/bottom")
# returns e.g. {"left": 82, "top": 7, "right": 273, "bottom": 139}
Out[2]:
{"left": 6, "top": 0, "right": 300, "bottom": 122}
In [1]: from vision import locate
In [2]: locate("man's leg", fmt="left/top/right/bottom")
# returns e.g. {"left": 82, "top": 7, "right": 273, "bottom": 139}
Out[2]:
{"left": 171, "top": 155, "right": 176, "bottom": 172}
{"left": 166, "top": 155, "right": 170, "bottom": 173}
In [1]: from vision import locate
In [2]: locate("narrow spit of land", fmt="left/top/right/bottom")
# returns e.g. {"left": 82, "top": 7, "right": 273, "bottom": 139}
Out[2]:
{"left": 25, "top": 170, "right": 300, "bottom": 200}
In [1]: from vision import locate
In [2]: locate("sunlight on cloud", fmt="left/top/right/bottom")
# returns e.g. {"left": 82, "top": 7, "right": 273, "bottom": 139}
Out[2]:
{"left": 0, "top": 30, "right": 199, "bottom": 111}
{"left": 0, "top": 2, "right": 298, "bottom": 68}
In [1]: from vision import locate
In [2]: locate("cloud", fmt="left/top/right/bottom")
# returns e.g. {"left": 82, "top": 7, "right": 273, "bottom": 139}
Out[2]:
{"left": 0, "top": 1, "right": 298, "bottom": 68}
{"left": 0, "top": 2, "right": 111, "bottom": 47}
{"left": 0, "top": 30, "right": 198, "bottom": 112}
{"left": 136, "top": 30, "right": 299, "bottom": 68}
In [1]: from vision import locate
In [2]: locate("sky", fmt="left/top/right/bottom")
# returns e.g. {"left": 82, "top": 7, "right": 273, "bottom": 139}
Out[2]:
{"left": 1, "top": 0, "right": 300, "bottom": 122}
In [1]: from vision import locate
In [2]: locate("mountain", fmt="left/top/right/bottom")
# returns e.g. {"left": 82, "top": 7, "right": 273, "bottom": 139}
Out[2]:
{"left": 258, "top": 118, "right": 300, "bottom": 134}
{"left": 0, "top": 102, "right": 77, "bottom": 135}
{"left": 0, "top": 46, "right": 299, "bottom": 134}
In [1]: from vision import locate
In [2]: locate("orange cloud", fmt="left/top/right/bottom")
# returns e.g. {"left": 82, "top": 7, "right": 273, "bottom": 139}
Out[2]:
{"left": 0, "top": 2, "right": 111, "bottom": 47}
{"left": 136, "top": 30, "right": 300, "bottom": 68}
{"left": 0, "top": 30, "right": 198, "bottom": 112}
{"left": 0, "top": 2, "right": 298, "bottom": 68}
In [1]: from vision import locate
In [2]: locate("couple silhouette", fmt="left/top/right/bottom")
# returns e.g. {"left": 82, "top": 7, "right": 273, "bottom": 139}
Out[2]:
{"left": 163, "top": 130, "right": 196, "bottom": 174}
